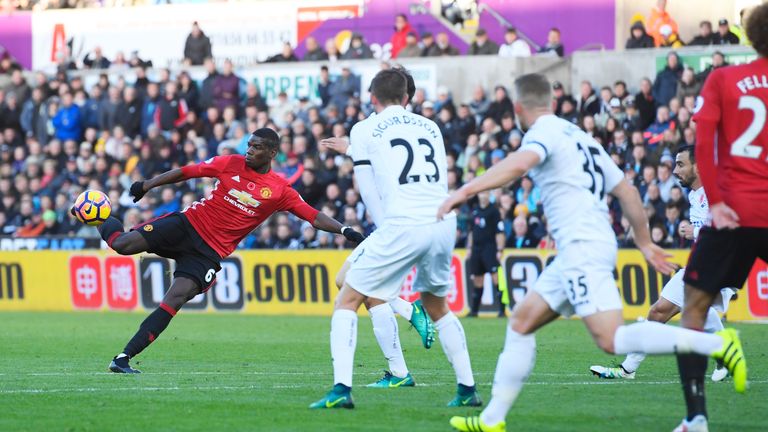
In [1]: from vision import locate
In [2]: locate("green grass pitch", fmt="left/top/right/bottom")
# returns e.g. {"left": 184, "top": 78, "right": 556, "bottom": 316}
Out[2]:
{"left": 0, "top": 312, "right": 765, "bottom": 431}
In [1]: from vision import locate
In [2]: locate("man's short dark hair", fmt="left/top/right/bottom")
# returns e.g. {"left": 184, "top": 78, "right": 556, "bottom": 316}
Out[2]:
{"left": 746, "top": 2, "right": 768, "bottom": 58}
{"left": 370, "top": 69, "right": 407, "bottom": 105}
{"left": 513, "top": 73, "right": 552, "bottom": 109}
{"left": 391, "top": 66, "right": 416, "bottom": 103}
{"left": 677, "top": 144, "right": 696, "bottom": 163}
{"left": 506, "top": 27, "right": 517, "bottom": 35}
{"left": 700, "top": 20, "right": 712, "bottom": 29}
{"left": 251, "top": 128, "right": 280, "bottom": 150}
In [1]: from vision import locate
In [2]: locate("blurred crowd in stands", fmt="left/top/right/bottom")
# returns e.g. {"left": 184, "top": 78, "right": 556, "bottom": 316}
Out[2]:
{"left": 0, "top": 4, "right": 751, "bottom": 250}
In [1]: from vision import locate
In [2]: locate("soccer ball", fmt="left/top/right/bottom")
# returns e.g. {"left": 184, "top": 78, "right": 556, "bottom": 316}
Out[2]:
{"left": 73, "top": 190, "right": 112, "bottom": 226}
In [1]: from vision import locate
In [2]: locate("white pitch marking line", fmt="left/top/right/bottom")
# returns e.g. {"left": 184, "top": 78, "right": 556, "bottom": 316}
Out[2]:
{"left": 1, "top": 380, "right": 765, "bottom": 395}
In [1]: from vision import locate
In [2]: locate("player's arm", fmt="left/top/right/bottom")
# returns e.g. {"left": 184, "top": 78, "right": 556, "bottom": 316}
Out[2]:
{"left": 130, "top": 157, "right": 230, "bottom": 202}
{"left": 610, "top": 180, "right": 677, "bottom": 274}
{"left": 437, "top": 150, "right": 541, "bottom": 219}
{"left": 129, "top": 169, "right": 185, "bottom": 202}
{"left": 693, "top": 71, "right": 739, "bottom": 229}
{"left": 282, "top": 187, "right": 365, "bottom": 243}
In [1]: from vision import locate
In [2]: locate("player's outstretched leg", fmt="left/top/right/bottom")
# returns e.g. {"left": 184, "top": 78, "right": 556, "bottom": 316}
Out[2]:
{"left": 591, "top": 297, "right": 679, "bottom": 380}
{"left": 389, "top": 297, "right": 435, "bottom": 349}
{"left": 366, "top": 301, "right": 415, "bottom": 388}
{"left": 421, "top": 293, "right": 481, "bottom": 407}
{"left": 94, "top": 215, "right": 151, "bottom": 256}
{"left": 108, "top": 277, "right": 201, "bottom": 373}
{"left": 451, "top": 292, "right": 559, "bottom": 432}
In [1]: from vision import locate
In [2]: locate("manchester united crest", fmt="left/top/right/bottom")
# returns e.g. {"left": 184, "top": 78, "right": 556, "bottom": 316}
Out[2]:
{"left": 143, "top": 224, "right": 153, "bottom": 232}
{"left": 260, "top": 187, "right": 272, "bottom": 199}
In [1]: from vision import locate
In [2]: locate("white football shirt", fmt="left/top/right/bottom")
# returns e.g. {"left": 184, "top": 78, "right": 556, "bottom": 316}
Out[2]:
{"left": 519, "top": 115, "right": 625, "bottom": 248}
{"left": 347, "top": 105, "right": 448, "bottom": 225}
{"left": 687, "top": 187, "right": 710, "bottom": 240}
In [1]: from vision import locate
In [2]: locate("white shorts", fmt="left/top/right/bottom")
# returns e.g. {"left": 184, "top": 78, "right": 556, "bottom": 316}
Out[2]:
{"left": 660, "top": 268, "right": 736, "bottom": 314}
{"left": 345, "top": 217, "right": 457, "bottom": 302}
{"left": 534, "top": 241, "right": 621, "bottom": 318}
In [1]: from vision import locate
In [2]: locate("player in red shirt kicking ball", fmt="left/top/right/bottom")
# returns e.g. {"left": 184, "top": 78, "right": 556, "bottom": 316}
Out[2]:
{"left": 673, "top": 4, "right": 768, "bottom": 431}
{"left": 76, "top": 128, "right": 364, "bottom": 373}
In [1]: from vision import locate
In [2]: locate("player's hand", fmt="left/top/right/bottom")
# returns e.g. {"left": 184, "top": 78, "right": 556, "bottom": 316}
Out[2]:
{"left": 320, "top": 137, "right": 350, "bottom": 154}
{"left": 437, "top": 189, "right": 468, "bottom": 220}
{"left": 129, "top": 181, "right": 147, "bottom": 203}
{"left": 496, "top": 250, "right": 503, "bottom": 261}
{"left": 341, "top": 226, "right": 365, "bottom": 244}
{"left": 639, "top": 242, "right": 678, "bottom": 275}
{"left": 678, "top": 221, "right": 695, "bottom": 240}
{"left": 711, "top": 202, "right": 740, "bottom": 230}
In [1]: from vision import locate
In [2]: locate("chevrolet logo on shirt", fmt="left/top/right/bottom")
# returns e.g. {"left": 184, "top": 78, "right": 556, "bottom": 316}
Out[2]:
{"left": 228, "top": 189, "right": 261, "bottom": 208}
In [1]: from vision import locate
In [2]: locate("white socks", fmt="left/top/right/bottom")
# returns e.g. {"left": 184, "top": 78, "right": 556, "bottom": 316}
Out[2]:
{"left": 621, "top": 352, "right": 646, "bottom": 373}
{"left": 388, "top": 297, "right": 414, "bottom": 321}
{"left": 613, "top": 321, "right": 722, "bottom": 356}
{"left": 621, "top": 308, "right": 725, "bottom": 373}
{"left": 331, "top": 309, "right": 358, "bottom": 387}
{"left": 435, "top": 313, "right": 475, "bottom": 387}
{"left": 704, "top": 308, "right": 724, "bottom": 333}
{"left": 369, "top": 303, "right": 409, "bottom": 378}
{"left": 481, "top": 328, "right": 536, "bottom": 426}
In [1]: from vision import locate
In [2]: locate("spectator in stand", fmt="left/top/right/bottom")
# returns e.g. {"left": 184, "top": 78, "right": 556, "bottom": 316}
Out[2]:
{"left": 99, "top": 86, "right": 121, "bottom": 133}
{"left": 510, "top": 215, "right": 538, "bottom": 248}
{"left": 653, "top": 51, "right": 682, "bottom": 107}
{"left": 626, "top": 20, "right": 655, "bottom": 49}
{"left": 328, "top": 67, "right": 359, "bottom": 111}
{"left": 83, "top": 46, "right": 110, "bottom": 69}
{"left": 656, "top": 159, "right": 676, "bottom": 202}
{"left": 342, "top": 34, "right": 373, "bottom": 60}
{"left": 183, "top": 21, "right": 213, "bottom": 66}
{"left": 52, "top": 92, "right": 81, "bottom": 142}
{"left": 613, "top": 80, "right": 629, "bottom": 102}
{"left": 317, "top": 66, "right": 332, "bottom": 108}
{"left": 578, "top": 81, "right": 600, "bottom": 119}
{"left": 469, "top": 28, "right": 499, "bottom": 55}
{"left": 658, "top": 24, "right": 684, "bottom": 48}
{"left": 713, "top": 18, "right": 740, "bottom": 45}
{"left": 469, "top": 85, "right": 490, "bottom": 124}
{"left": 397, "top": 32, "right": 422, "bottom": 58}
{"left": 498, "top": 27, "right": 531, "bottom": 58}
{"left": 199, "top": 58, "right": 217, "bottom": 110}
{"left": 390, "top": 13, "right": 414, "bottom": 59}
{"left": 213, "top": 59, "right": 240, "bottom": 112}
{"left": 140, "top": 82, "right": 160, "bottom": 137}
{"left": 538, "top": 28, "right": 564, "bottom": 57}
{"left": 177, "top": 71, "right": 200, "bottom": 114}
{"left": 635, "top": 77, "right": 657, "bottom": 130}
{"left": 265, "top": 43, "right": 299, "bottom": 63}
{"left": 324, "top": 39, "right": 341, "bottom": 62}
{"left": 646, "top": 0, "right": 678, "bottom": 47}
{"left": 696, "top": 51, "right": 727, "bottom": 82}
{"left": 157, "top": 82, "right": 188, "bottom": 134}
{"left": 559, "top": 98, "right": 579, "bottom": 124}
{"left": 644, "top": 105, "right": 673, "bottom": 150}
{"left": 5, "top": 69, "right": 30, "bottom": 103}
{"left": 688, "top": 20, "right": 714, "bottom": 46}
{"left": 485, "top": 85, "right": 513, "bottom": 124}
{"left": 420, "top": 32, "right": 438, "bottom": 57}
{"left": 302, "top": 37, "right": 328, "bottom": 61}
{"left": 676, "top": 67, "right": 701, "bottom": 102}
{"left": 243, "top": 83, "right": 267, "bottom": 112}
{"left": 110, "top": 51, "right": 129, "bottom": 71}
{"left": 434, "top": 32, "right": 460, "bottom": 56}
{"left": 552, "top": 81, "right": 571, "bottom": 117}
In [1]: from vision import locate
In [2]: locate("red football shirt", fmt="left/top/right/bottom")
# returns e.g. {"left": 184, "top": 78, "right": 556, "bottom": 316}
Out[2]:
{"left": 180, "top": 155, "right": 319, "bottom": 257}
{"left": 693, "top": 57, "right": 768, "bottom": 227}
